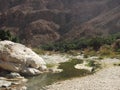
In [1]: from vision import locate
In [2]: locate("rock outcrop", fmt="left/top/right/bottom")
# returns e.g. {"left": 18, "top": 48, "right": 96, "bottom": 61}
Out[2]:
{"left": 0, "top": 40, "right": 47, "bottom": 75}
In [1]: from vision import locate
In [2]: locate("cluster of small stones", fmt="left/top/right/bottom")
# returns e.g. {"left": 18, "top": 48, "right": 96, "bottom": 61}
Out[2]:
{"left": 0, "top": 72, "right": 27, "bottom": 90}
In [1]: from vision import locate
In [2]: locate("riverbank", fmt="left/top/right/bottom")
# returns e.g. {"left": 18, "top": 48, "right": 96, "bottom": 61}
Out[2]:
{"left": 46, "top": 58, "right": 120, "bottom": 90}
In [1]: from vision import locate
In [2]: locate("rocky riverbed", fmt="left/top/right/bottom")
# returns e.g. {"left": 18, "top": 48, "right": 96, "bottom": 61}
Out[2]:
{"left": 0, "top": 72, "right": 27, "bottom": 90}
{"left": 1, "top": 52, "right": 120, "bottom": 90}
{"left": 1, "top": 40, "right": 120, "bottom": 90}
{"left": 46, "top": 58, "right": 120, "bottom": 90}
{"left": 0, "top": 41, "right": 47, "bottom": 90}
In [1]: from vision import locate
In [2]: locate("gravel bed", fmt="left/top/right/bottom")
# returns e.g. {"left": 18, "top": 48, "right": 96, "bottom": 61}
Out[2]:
{"left": 46, "top": 66, "right": 120, "bottom": 90}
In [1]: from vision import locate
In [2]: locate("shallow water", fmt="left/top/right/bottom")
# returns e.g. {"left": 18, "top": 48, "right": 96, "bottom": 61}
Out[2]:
{"left": 27, "top": 59, "right": 96, "bottom": 90}
{"left": 27, "top": 73, "right": 59, "bottom": 90}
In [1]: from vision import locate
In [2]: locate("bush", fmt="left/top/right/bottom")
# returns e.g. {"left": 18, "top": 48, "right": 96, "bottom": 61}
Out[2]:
{"left": 89, "top": 37, "right": 104, "bottom": 50}
{"left": 0, "top": 30, "right": 11, "bottom": 40}
{"left": 112, "top": 39, "right": 120, "bottom": 52}
{"left": 0, "top": 30, "right": 19, "bottom": 42}
{"left": 40, "top": 33, "right": 120, "bottom": 53}
{"left": 86, "top": 61, "right": 96, "bottom": 67}
{"left": 83, "top": 48, "right": 97, "bottom": 57}
{"left": 32, "top": 48, "right": 45, "bottom": 55}
{"left": 99, "top": 45, "right": 115, "bottom": 57}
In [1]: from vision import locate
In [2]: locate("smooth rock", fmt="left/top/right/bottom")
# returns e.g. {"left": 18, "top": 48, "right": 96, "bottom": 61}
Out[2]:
{"left": 75, "top": 64, "right": 93, "bottom": 72}
{"left": 22, "top": 68, "right": 42, "bottom": 75}
{"left": 0, "top": 40, "right": 47, "bottom": 75}
{"left": 74, "top": 61, "right": 93, "bottom": 72}
{"left": 0, "top": 80, "right": 12, "bottom": 87}
{"left": 7, "top": 72, "right": 21, "bottom": 78}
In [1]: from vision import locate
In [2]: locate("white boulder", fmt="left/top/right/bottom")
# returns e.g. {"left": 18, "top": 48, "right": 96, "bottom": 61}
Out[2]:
{"left": 0, "top": 40, "right": 47, "bottom": 75}
{"left": 74, "top": 61, "right": 93, "bottom": 72}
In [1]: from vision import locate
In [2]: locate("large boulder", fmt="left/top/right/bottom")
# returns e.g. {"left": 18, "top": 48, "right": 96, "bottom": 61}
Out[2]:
{"left": 0, "top": 40, "right": 47, "bottom": 75}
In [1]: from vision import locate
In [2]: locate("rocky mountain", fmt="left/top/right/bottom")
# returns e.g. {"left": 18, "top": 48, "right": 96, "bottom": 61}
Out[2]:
{"left": 0, "top": 0, "right": 120, "bottom": 47}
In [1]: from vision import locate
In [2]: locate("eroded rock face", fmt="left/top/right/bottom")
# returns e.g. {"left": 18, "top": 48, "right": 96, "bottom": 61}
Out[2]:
{"left": 0, "top": 40, "right": 47, "bottom": 75}
{"left": 23, "top": 19, "right": 60, "bottom": 47}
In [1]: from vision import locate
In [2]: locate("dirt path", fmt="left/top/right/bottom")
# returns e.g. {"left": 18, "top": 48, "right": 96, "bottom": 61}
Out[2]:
{"left": 46, "top": 59, "right": 120, "bottom": 90}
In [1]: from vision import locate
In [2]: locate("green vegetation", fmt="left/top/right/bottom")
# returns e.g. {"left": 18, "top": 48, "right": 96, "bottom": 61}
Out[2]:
{"left": 40, "top": 33, "right": 120, "bottom": 59}
{"left": 85, "top": 61, "right": 96, "bottom": 67}
{"left": 41, "top": 33, "right": 120, "bottom": 53}
{"left": 32, "top": 48, "right": 46, "bottom": 55}
{"left": 46, "top": 63, "right": 56, "bottom": 68}
{"left": 0, "top": 29, "right": 19, "bottom": 42}
{"left": 27, "top": 59, "right": 100, "bottom": 90}
{"left": 112, "top": 39, "right": 120, "bottom": 52}
{"left": 83, "top": 48, "right": 97, "bottom": 57}
{"left": 98, "top": 45, "right": 115, "bottom": 58}
{"left": 57, "top": 58, "right": 100, "bottom": 79}
{"left": 85, "top": 60, "right": 100, "bottom": 69}
{"left": 58, "top": 59, "right": 91, "bottom": 78}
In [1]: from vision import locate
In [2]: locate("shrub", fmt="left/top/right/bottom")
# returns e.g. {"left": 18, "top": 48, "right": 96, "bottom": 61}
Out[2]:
{"left": 32, "top": 48, "right": 45, "bottom": 55}
{"left": 83, "top": 48, "right": 97, "bottom": 57}
{"left": 99, "top": 45, "right": 115, "bottom": 57}
{"left": 0, "top": 30, "right": 19, "bottom": 42}
{"left": 112, "top": 39, "right": 120, "bottom": 52}
{"left": 40, "top": 33, "right": 120, "bottom": 52}
{"left": 86, "top": 61, "right": 96, "bottom": 67}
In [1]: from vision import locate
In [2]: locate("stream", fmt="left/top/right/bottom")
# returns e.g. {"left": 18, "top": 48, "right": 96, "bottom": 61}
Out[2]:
{"left": 26, "top": 59, "right": 97, "bottom": 90}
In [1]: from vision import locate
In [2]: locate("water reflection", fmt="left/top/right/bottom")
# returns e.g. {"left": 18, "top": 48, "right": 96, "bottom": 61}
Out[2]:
{"left": 27, "top": 59, "right": 97, "bottom": 90}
